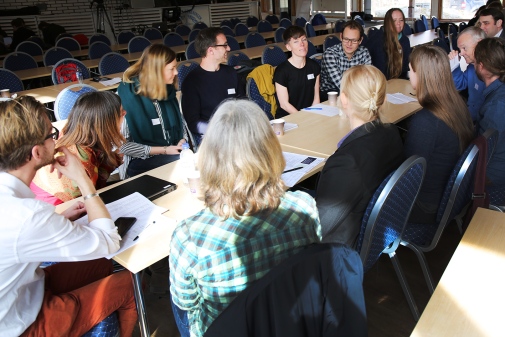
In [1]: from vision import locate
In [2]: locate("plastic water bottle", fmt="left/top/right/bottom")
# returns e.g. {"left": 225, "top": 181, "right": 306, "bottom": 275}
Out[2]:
{"left": 179, "top": 143, "right": 195, "bottom": 184}
{"left": 76, "top": 70, "right": 83, "bottom": 84}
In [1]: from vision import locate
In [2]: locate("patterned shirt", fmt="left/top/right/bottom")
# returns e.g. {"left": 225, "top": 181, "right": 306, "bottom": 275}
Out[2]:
{"left": 320, "top": 43, "right": 372, "bottom": 93}
{"left": 169, "top": 191, "right": 322, "bottom": 337}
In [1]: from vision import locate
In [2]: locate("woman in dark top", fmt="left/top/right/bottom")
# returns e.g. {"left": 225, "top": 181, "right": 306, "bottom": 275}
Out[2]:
{"left": 316, "top": 65, "right": 404, "bottom": 247}
{"left": 406, "top": 45, "right": 474, "bottom": 223}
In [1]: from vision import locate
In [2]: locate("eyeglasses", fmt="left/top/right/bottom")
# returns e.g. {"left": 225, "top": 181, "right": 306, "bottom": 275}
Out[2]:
{"left": 45, "top": 126, "right": 59, "bottom": 141}
{"left": 212, "top": 43, "right": 229, "bottom": 48}
{"left": 342, "top": 37, "right": 360, "bottom": 44}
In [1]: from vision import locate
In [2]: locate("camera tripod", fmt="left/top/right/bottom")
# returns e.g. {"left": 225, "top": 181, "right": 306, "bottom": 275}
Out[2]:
{"left": 90, "top": 0, "right": 117, "bottom": 43}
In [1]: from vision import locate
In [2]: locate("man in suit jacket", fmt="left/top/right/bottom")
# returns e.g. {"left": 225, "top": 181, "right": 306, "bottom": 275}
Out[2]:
{"left": 478, "top": 8, "right": 505, "bottom": 39}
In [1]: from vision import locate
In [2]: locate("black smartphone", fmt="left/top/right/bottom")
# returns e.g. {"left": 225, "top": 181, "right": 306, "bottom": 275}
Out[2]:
{"left": 114, "top": 217, "right": 137, "bottom": 237}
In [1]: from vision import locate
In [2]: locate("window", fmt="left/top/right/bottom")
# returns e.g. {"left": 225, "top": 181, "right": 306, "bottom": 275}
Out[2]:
{"left": 369, "top": 0, "right": 431, "bottom": 19}
{"left": 441, "top": 0, "right": 485, "bottom": 20}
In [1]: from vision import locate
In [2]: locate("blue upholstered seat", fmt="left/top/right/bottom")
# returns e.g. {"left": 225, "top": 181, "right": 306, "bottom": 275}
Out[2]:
{"left": 88, "top": 41, "right": 112, "bottom": 60}
{"left": 54, "top": 84, "right": 98, "bottom": 120}
{"left": 127, "top": 36, "right": 151, "bottom": 53}
{"left": 89, "top": 33, "right": 111, "bottom": 46}
{"left": 99, "top": 52, "right": 130, "bottom": 76}
{"left": 144, "top": 28, "right": 163, "bottom": 41}
{"left": 261, "top": 45, "right": 287, "bottom": 67}
{"left": 0, "top": 68, "right": 24, "bottom": 92}
{"left": 43, "top": 47, "right": 73, "bottom": 66}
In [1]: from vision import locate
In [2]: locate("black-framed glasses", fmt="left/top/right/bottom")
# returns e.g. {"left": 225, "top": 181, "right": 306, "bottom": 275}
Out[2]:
{"left": 45, "top": 126, "right": 59, "bottom": 141}
{"left": 342, "top": 37, "right": 360, "bottom": 44}
{"left": 212, "top": 43, "right": 229, "bottom": 48}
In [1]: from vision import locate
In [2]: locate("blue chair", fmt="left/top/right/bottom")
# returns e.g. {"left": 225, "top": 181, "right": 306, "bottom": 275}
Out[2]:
{"left": 421, "top": 14, "right": 429, "bottom": 30}
{"left": 305, "top": 22, "right": 316, "bottom": 37}
{"left": 177, "top": 60, "right": 199, "bottom": 90}
{"left": 323, "top": 35, "right": 340, "bottom": 51}
{"left": 163, "top": 32, "right": 185, "bottom": 47}
{"left": 403, "top": 23, "right": 413, "bottom": 35}
{"left": 244, "top": 32, "right": 266, "bottom": 48}
{"left": 357, "top": 156, "right": 426, "bottom": 321}
{"left": 227, "top": 51, "right": 250, "bottom": 66}
{"left": 99, "top": 52, "right": 130, "bottom": 76}
{"left": 311, "top": 13, "right": 327, "bottom": 26}
{"left": 279, "top": 18, "right": 292, "bottom": 29}
{"left": 234, "top": 23, "right": 249, "bottom": 36}
{"left": 246, "top": 16, "right": 259, "bottom": 28}
{"left": 257, "top": 20, "right": 273, "bottom": 33}
{"left": 449, "top": 23, "right": 459, "bottom": 37}
{"left": 226, "top": 36, "right": 240, "bottom": 51}
{"left": 414, "top": 20, "right": 426, "bottom": 33}
{"left": 309, "top": 53, "right": 323, "bottom": 66}
{"left": 265, "top": 14, "right": 279, "bottom": 24}
{"left": 230, "top": 17, "right": 242, "bottom": 28}
{"left": 3, "top": 52, "right": 38, "bottom": 71}
{"left": 28, "top": 36, "right": 46, "bottom": 50}
{"left": 0, "top": 68, "right": 24, "bottom": 92}
{"left": 188, "top": 29, "right": 200, "bottom": 42}
{"left": 89, "top": 33, "right": 111, "bottom": 46}
{"left": 450, "top": 32, "right": 459, "bottom": 52}
{"left": 431, "top": 16, "right": 440, "bottom": 29}
{"left": 459, "top": 22, "right": 468, "bottom": 32}
{"left": 52, "top": 58, "right": 90, "bottom": 84}
{"left": 81, "top": 312, "right": 119, "bottom": 337}
{"left": 221, "top": 25, "right": 235, "bottom": 37}
{"left": 56, "top": 37, "right": 81, "bottom": 51}
{"left": 43, "top": 47, "right": 73, "bottom": 66}
{"left": 354, "top": 15, "right": 365, "bottom": 27}
{"left": 295, "top": 17, "right": 307, "bottom": 27}
{"left": 175, "top": 24, "right": 191, "bottom": 37}
{"left": 144, "top": 27, "right": 163, "bottom": 41}
{"left": 306, "top": 40, "right": 317, "bottom": 58}
{"left": 54, "top": 84, "right": 98, "bottom": 120}
{"left": 334, "top": 19, "right": 346, "bottom": 33}
{"left": 16, "top": 41, "right": 43, "bottom": 56}
{"left": 367, "top": 27, "right": 380, "bottom": 39}
{"left": 433, "top": 38, "right": 450, "bottom": 53}
{"left": 56, "top": 33, "right": 73, "bottom": 42}
{"left": 246, "top": 77, "right": 274, "bottom": 120}
{"left": 88, "top": 41, "right": 112, "bottom": 60}
{"left": 127, "top": 36, "right": 151, "bottom": 53}
{"left": 220, "top": 19, "right": 234, "bottom": 28}
{"left": 117, "top": 30, "right": 135, "bottom": 44}
{"left": 193, "top": 21, "right": 208, "bottom": 30}
{"left": 185, "top": 41, "right": 200, "bottom": 59}
{"left": 274, "top": 27, "right": 286, "bottom": 43}
{"left": 401, "top": 144, "right": 479, "bottom": 293}
{"left": 261, "top": 45, "right": 287, "bottom": 67}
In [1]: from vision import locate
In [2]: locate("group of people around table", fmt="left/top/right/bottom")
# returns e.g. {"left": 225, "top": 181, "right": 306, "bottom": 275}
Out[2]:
{"left": 1, "top": 6, "right": 505, "bottom": 336}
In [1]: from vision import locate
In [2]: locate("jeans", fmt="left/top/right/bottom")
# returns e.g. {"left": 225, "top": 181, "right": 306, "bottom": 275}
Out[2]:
{"left": 127, "top": 154, "right": 180, "bottom": 178}
{"left": 170, "top": 293, "right": 190, "bottom": 337}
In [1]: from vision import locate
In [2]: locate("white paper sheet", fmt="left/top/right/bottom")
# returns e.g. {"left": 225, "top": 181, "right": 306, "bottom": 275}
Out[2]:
{"left": 386, "top": 93, "right": 418, "bottom": 104}
{"left": 100, "top": 77, "right": 122, "bottom": 86}
{"left": 450, "top": 55, "right": 460, "bottom": 72}
{"left": 282, "top": 152, "right": 325, "bottom": 187}
{"left": 302, "top": 103, "right": 342, "bottom": 117}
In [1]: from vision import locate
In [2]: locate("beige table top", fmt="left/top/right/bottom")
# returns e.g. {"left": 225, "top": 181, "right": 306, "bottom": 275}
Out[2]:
{"left": 411, "top": 208, "right": 505, "bottom": 337}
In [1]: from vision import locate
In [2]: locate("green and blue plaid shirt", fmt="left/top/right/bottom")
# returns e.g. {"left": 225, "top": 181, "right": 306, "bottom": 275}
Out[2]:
{"left": 169, "top": 191, "right": 322, "bottom": 337}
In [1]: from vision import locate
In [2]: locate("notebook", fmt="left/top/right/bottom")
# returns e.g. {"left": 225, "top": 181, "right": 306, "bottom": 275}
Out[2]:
{"left": 99, "top": 175, "right": 177, "bottom": 204}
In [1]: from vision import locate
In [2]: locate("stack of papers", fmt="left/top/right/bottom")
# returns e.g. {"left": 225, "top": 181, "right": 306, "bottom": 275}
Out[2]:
{"left": 387, "top": 93, "right": 418, "bottom": 104}
{"left": 302, "top": 103, "right": 342, "bottom": 117}
{"left": 282, "top": 152, "right": 325, "bottom": 187}
{"left": 100, "top": 77, "right": 122, "bottom": 86}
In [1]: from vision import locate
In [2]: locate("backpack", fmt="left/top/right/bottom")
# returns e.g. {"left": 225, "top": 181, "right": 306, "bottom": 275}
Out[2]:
{"left": 55, "top": 62, "right": 78, "bottom": 83}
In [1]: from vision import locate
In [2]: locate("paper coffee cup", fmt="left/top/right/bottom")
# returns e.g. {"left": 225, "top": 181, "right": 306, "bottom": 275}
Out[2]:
{"left": 0, "top": 89, "right": 10, "bottom": 98}
{"left": 272, "top": 119, "right": 285, "bottom": 136}
{"left": 188, "top": 170, "right": 201, "bottom": 195}
{"left": 328, "top": 92, "right": 338, "bottom": 106}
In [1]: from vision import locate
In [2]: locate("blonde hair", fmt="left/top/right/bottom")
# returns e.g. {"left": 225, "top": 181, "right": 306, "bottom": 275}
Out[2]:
{"left": 384, "top": 8, "right": 405, "bottom": 79}
{"left": 198, "top": 99, "right": 286, "bottom": 219}
{"left": 123, "top": 44, "right": 176, "bottom": 100}
{"left": 340, "top": 65, "right": 386, "bottom": 122}
{"left": 410, "top": 45, "right": 474, "bottom": 152}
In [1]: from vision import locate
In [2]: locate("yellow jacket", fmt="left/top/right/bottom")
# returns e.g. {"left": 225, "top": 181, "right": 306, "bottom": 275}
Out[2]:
{"left": 247, "top": 64, "right": 277, "bottom": 117}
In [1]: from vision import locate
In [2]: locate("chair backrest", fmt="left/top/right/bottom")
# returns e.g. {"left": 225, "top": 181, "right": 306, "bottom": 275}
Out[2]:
{"left": 54, "top": 84, "right": 98, "bottom": 120}
{"left": 56, "top": 33, "right": 73, "bottom": 42}
{"left": 334, "top": 19, "right": 346, "bottom": 33}
{"left": 193, "top": 21, "right": 208, "bottom": 30}
{"left": 414, "top": 20, "right": 426, "bottom": 33}
{"left": 128, "top": 36, "right": 151, "bottom": 53}
{"left": 188, "top": 29, "right": 201, "bottom": 42}
{"left": 261, "top": 45, "right": 287, "bottom": 67}
{"left": 89, "top": 33, "right": 111, "bottom": 46}
{"left": 98, "top": 52, "right": 130, "bottom": 76}
{"left": 244, "top": 32, "right": 266, "bottom": 48}
{"left": 144, "top": 27, "right": 163, "bottom": 41}
{"left": 357, "top": 156, "right": 426, "bottom": 272}
{"left": 117, "top": 30, "right": 135, "bottom": 44}
{"left": 403, "top": 23, "right": 413, "bottom": 35}
{"left": 226, "top": 36, "right": 240, "bottom": 51}
{"left": 323, "top": 35, "right": 340, "bottom": 51}
{"left": 448, "top": 23, "right": 458, "bottom": 36}
{"left": 367, "top": 27, "right": 381, "bottom": 39}
{"left": 431, "top": 16, "right": 440, "bottom": 29}
{"left": 230, "top": 17, "right": 242, "bottom": 28}
{"left": 220, "top": 19, "right": 234, "bottom": 28}
{"left": 354, "top": 15, "right": 365, "bottom": 27}
{"left": 274, "top": 27, "right": 286, "bottom": 43}
{"left": 175, "top": 24, "right": 191, "bottom": 37}
{"left": 311, "top": 13, "right": 327, "bottom": 25}
{"left": 88, "top": 41, "right": 112, "bottom": 60}
{"left": 246, "top": 15, "right": 259, "bottom": 28}
{"left": 295, "top": 17, "right": 307, "bottom": 27}
{"left": 309, "top": 53, "right": 323, "bottom": 66}
{"left": 459, "top": 22, "right": 468, "bottom": 32}
{"left": 56, "top": 37, "right": 81, "bottom": 51}
{"left": 221, "top": 25, "right": 235, "bottom": 37}
{"left": 177, "top": 60, "right": 199, "bottom": 90}
{"left": 265, "top": 14, "right": 280, "bottom": 24}
{"left": 234, "top": 23, "right": 250, "bottom": 36}
{"left": 0, "top": 68, "right": 24, "bottom": 92}
{"left": 3, "top": 52, "right": 38, "bottom": 71}
{"left": 52, "top": 58, "right": 90, "bottom": 84}
{"left": 246, "top": 77, "right": 274, "bottom": 120}
{"left": 227, "top": 51, "right": 250, "bottom": 66}
{"left": 305, "top": 22, "right": 316, "bottom": 37}
{"left": 306, "top": 40, "right": 317, "bottom": 58}
{"left": 163, "top": 32, "right": 185, "bottom": 47}
{"left": 16, "top": 41, "right": 43, "bottom": 56}
{"left": 203, "top": 243, "right": 366, "bottom": 337}
{"left": 43, "top": 47, "right": 73, "bottom": 66}
{"left": 27, "top": 36, "right": 46, "bottom": 50}
{"left": 257, "top": 20, "right": 273, "bottom": 33}
{"left": 185, "top": 41, "right": 200, "bottom": 60}
{"left": 433, "top": 38, "right": 450, "bottom": 53}
{"left": 421, "top": 15, "right": 429, "bottom": 30}
{"left": 279, "top": 18, "right": 292, "bottom": 29}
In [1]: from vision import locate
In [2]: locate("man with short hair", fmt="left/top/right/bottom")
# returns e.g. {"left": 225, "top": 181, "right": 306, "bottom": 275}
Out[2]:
{"left": 478, "top": 8, "right": 505, "bottom": 38}
{"left": 10, "top": 17, "right": 35, "bottom": 50}
{"left": 38, "top": 21, "right": 66, "bottom": 46}
{"left": 181, "top": 27, "right": 241, "bottom": 142}
{"left": 319, "top": 20, "right": 371, "bottom": 100}
{"left": 474, "top": 37, "right": 505, "bottom": 193}
{"left": 0, "top": 96, "right": 137, "bottom": 336}
{"left": 448, "top": 26, "right": 487, "bottom": 121}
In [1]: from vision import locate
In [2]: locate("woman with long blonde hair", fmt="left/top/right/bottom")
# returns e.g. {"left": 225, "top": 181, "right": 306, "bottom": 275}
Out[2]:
{"left": 406, "top": 45, "right": 474, "bottom": 223}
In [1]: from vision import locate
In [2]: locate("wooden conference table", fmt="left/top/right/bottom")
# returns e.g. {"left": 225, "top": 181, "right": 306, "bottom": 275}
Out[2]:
{"left": 411, "top": 208, "right": 505, "bottom": 337}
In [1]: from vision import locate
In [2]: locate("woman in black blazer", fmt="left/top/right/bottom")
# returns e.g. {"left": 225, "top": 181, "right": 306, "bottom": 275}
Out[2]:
{"left": 315, "top": 65, "right": 404, "bottom": 248}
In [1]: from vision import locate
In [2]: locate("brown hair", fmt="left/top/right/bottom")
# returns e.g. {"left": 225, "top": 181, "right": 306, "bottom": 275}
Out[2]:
{"left": 123, "top": 44, "right": 176, "bottom": 100}
{"left": 384, "top": 8, "right": 405, "bottom": 79}
{"left": 410, "top": 45, "right": 474, "bottom": 152}
{"left": 474, "top": 37, "right": 505, "bottom": 82}
{"left": 57, "top": 91, "right": 125, "bottom": 168}
{"left": 195, "top": 27, "right": 224, "bottom": 57}
{"left": 282, "top": 25, "right": 306, "bottom": 43}
{"left": 342, "top": 20, "right": 365, "bottom": 39}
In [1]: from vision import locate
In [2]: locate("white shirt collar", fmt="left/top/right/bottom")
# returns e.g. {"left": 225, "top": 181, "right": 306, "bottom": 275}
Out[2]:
{"left": 494, "top": 29, "right": 503, "bottom": 38}
{"left": 0, "top": 171, "right": 35, "bottom": 199}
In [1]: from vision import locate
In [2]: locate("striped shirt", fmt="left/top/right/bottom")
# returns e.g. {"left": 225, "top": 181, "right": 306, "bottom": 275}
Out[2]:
{"left": 169, "top": 191, "right": 322, "bottom": 337}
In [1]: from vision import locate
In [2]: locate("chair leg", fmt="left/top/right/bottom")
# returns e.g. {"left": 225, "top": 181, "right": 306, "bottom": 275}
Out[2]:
{"left": 402, "top": 241, "right": 435, "bottom": 294}
{"left": 389, "top": 252, "right": 420, "bottom": 321}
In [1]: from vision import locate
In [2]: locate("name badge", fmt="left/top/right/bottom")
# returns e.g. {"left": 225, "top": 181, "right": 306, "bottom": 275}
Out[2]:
{"left": 228, "top": 88, "right": 236, "bottom": 95}
{"left": 307, "top": 74, "right": 315, "bottom": 80}
{"left": 474, "top": 83, "right": 479, "bottom": 91}
{"left": 152, "top": 118, "right": 161, "bottom": 125}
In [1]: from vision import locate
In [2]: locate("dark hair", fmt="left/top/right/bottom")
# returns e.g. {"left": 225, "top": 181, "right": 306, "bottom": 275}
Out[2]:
{"left": 282, "top": 25, "right": 306, "bottom": 44}
{"left": 38, "top": 21, "right": 49, "bottom": 30}
{"left": 342, "top": 20, "right": 364, "bottom": 39}
{"left": 11, "top": 18, "right": 25, "bottom": 28}
{"left": 487, "top": 1, "right": 503, "bottom": 10}
{"left": 195, "top": 27, "right": 224, "bottom": 57}
{"left": 480, "top": 8, "right": 505, "bottom": 23}
{"left": 474, "top": 37, "right": 505, "bottom": 82}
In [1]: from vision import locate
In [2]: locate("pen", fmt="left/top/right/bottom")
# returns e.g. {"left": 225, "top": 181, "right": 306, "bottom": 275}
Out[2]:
{"left": 283, "top": 166, "right": 303, "bottom": 174}
{"left": 132, "top": 220, "right": 156, "bottom": 242}
{"left": 304, "top": 107, "right": 323, "bottom": 110}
